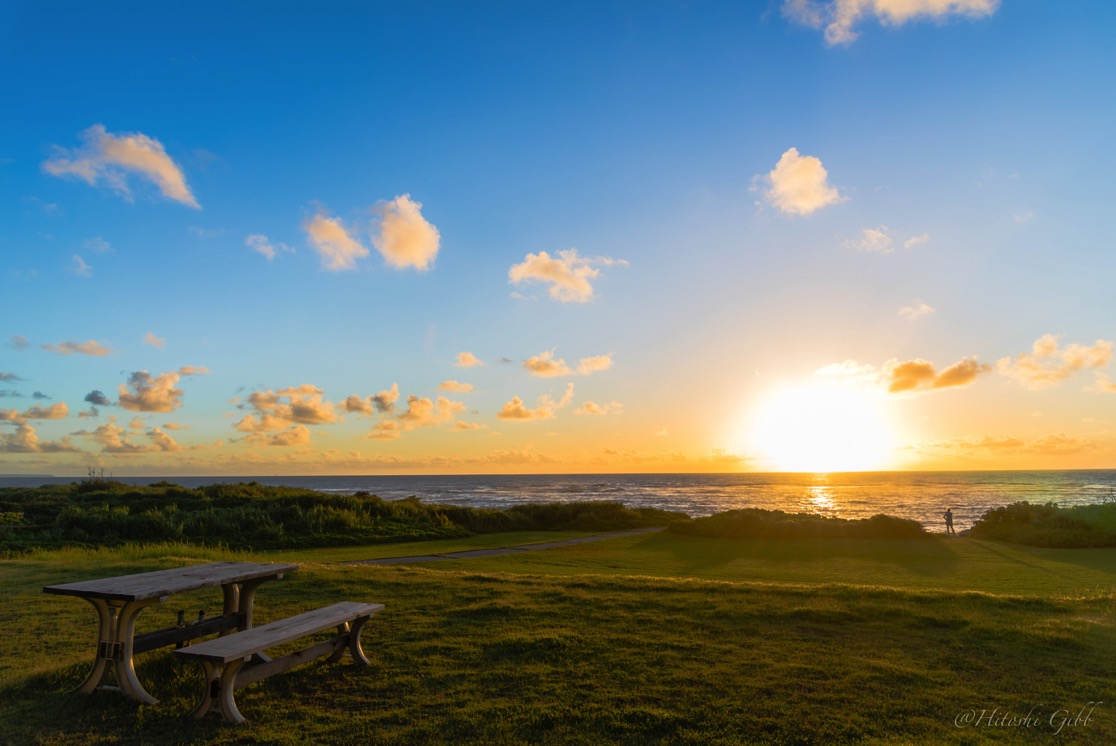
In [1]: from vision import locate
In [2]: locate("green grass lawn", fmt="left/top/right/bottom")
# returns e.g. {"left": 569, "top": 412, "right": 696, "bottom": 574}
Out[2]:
{"left": 2, "top": 534, "right": 1114, "bottom": 744}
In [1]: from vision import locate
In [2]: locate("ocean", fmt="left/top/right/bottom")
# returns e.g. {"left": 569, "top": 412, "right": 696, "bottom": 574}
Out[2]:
{"left": 3, "top": 470, "right": 1115, "bottom": 533}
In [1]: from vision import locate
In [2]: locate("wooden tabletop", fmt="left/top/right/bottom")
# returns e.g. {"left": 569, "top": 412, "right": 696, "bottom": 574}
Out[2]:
{"left": 42, "top": 561, "right": 299, "bottom": 602}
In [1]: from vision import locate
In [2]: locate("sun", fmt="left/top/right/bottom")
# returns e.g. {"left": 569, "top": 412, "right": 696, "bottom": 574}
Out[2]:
{"left": 745, "top": 379, "right": 897, "bottom": 472}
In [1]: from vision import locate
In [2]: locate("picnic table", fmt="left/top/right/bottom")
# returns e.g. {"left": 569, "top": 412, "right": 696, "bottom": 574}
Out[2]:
{"left": 42, "top": 561, "right": 297, "bottom": 704}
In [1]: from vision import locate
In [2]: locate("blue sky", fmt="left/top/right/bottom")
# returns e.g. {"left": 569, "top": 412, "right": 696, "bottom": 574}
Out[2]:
{"left": 3, "top": 1, "right": 1116, "bottom": 475}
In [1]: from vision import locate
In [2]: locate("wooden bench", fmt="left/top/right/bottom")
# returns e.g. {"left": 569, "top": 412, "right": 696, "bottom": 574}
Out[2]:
{"left": 173, "top": 601, "right": 384, "bottom": 723}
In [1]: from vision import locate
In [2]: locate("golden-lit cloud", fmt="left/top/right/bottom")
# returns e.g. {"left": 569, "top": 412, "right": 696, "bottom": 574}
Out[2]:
{"left": 784, "top": 0, "right": 1000, "bottom": 46}
{"left": 399, "top": 395, "right": 467, "bottom": 429}
{"left": 763, "top": 147, "right": 842, "bottom": 216}
{"left": 1, "top": 402, "right": 69, "bottom": 423}
{"left": 372, "top": 195, "right": 440, "bottom": 271}
{"left": 42, "top": 124, "right": 200, "bottom": 207}
{"left": 42, "top": 339, "right": 111, "bottom": 356}
{"left": 899, "top": 302, "right": 935, "bottom": 320}
{"left": 88, "top": 420, "right": 181, "bottom": 453}
{"left": 0, "top": 423, "right": 80, "bottom": 453}
{"left": 234, "top": 384, "right": 339, "bottom": 437}
{"left": 372, "top": 383, "right": 400, "bottom": 414}
{"left": 178, "top": 365, "right": 209, "bottom": 376}
{"left": 438, "top": 380, "right": 474, "bottom": 393}
{"left": 455, "top": 352, "right": 484, "bottom": 368}
{"left": 577, "top": 354, "right": 614, "bottom": 375}
{"left": 575, "top": 400, "right": 622, "bottom": 416}
{"left": 143, "top": 332, "right": 166, "bottom": 348}
{"left": 344, "top": 394, "right": 374, "bottom": 416}
{"left": 508, "top": 249, "right": 626, "bottom": 303}
{"left": 118, "top": 371, "right": 185, "bottom": 412}
{"left": 304, "top": 212, "right": 369, "bottom": 271}
{"left": 997, "top": 334, "right": 1113, "bottom": 390}
{"left": 367, "top": 420, "right": 400, "bottom": 440}
{"left": 497, "top": 383, "right": 575, "bottom": 421}
{"left": 524, "top": 350, "right": 573, "bottom": 377}
{"left": 884, "top": 356, "right": 989, "bottom": 393}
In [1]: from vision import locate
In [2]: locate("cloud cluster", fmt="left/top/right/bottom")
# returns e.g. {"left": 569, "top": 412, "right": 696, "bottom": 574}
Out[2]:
{"left": 845, "top": 226, "right": 930, "bottom": 253}
{"left": 763, "top": 148, "right": 843, "bottom": 216}
{"left": 784, "top": 0, "right": 1000, "bottom": 46}
{"left": 303, "top": 195, "right": 440, "bottom": 273}
{"left": 42, "top": 124, "right": 200, "bottom": 207}
{"left": 89, "top": 420, "right": 182, "bottom": 453}
{"left": 117, "top": 367, "right": 204, "bottom": 412}
{"left": 997, "top": 334, "right": 1113, "bottom": 390}
{"left": 508, "top": 249, "right": 626, "bottom": 303}
{"left": 884, "top": 357, "right": 990, "bottom": 393}
{"left": 523, "top": 351, "right": 614, "bottom": 378}
{"left": 0, "top": 402, "right": 69, "bottom": 424}
{"left": 0, "top": 423, "right": 79, "bottom": 453}
{"left": 498, "top": 383, "right": 575, "bottom": 421}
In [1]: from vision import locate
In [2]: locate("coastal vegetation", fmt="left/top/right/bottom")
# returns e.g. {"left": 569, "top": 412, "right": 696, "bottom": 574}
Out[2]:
{"left": 668, "top": 508, "right": 928, "bottom": 540}
{"left": 969, "top": 501, "right": 1116, "bottom": 547}
{"left": 0, "top": 481, "right": 684, "bottom": 553}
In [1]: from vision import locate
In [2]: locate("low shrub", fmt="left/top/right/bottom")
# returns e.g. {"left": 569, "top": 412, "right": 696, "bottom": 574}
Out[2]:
{"left": 667, "top": 508, "right": 929, "bottom": 540}
{"left": 969, "top": 501, "right": 1116, "bottom": 547}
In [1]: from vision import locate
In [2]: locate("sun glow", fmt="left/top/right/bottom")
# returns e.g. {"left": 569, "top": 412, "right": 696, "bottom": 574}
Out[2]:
{"left": 746, "top": 379, "right": 897, "bottom": 472}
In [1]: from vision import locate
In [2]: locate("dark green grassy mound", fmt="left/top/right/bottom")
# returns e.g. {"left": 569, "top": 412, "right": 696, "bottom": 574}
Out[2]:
{"left": 970, "top": 501, "right": 1116, "bottom": 547}
{"left": 667, "top": 508, "right": 928, "bottom": 540}
{"left": 0, "top": 481, "right": 685, "bottom": 553}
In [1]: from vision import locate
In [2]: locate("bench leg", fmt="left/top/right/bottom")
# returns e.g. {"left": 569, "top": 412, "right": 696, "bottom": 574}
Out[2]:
{"left": 348, "top": 616, "right": 372, "bottom": 666}
{"left": 188, "top": 658, "right": 248, "bottom": 724}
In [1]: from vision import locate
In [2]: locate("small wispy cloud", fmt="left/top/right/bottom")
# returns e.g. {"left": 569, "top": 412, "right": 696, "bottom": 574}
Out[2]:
{"left": 456, "top": 352, "right": 484, "bottom": 368}
{"left": 143, "top": 332, "right": 166, "bottom": 349}
{"left": 246, "top": 234, "right": 294, "bottom": 261}
{"left": 42, "top": 339, "right": 111, "bottom": 356}
{"left": 899, "top": 302, "right": 935, "bottom": 320}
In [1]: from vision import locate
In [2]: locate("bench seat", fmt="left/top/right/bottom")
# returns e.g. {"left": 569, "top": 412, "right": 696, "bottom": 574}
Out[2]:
{"left": 174, "top": 601, "right": 383, "bottom": 723}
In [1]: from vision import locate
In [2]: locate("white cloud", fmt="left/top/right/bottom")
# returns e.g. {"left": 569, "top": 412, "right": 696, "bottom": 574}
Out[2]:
{"left": 372, "top": 194, "right": 440, "bottom": 271}
{"left": 69, "top": 255, "right": 92, "bottom": 277}
{"left": 763, "top": 148, "right": 843, "bottom": 216}
{"left": 84, "top": 236, "right": 113, "bottom": 254}
{"left": 899, "top": 302, "right": 935, "bottom": 320}
{"left": 246, "top": 234, "right": 294, "bottom": 261}
{"left": 904, "top": 233, "right": 930, "bottom": 249}
{"left": 998, "top": 334, "right": 1114, "bottom": 390}
{"left": 42, "top": 124, "right": 199, "bottom": 207}
{"left": 304, "top": 212, "right": 369, "bottom": 271}
{"left": 508, "top": 249, "right": 626, "bottom": 303}
{"left": 784, "top": 0, "right": 1000, "bottom": 46}
{"left": 845, "top": 226, "right": 894, "bottom": 253}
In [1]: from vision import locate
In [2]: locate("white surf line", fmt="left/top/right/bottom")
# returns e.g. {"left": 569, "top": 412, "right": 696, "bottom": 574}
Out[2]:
{"left": 346, "top": 527, "right": 665, "bottom": 566}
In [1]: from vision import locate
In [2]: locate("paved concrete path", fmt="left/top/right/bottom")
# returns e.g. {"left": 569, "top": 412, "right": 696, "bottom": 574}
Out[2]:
{"left": 347, "top": 527, "right": 664, "bottom": 566}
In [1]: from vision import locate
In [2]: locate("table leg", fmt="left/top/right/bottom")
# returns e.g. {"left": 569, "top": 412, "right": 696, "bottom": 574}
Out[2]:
{"left": 236, "top": 578, "right": 273, "bottom": 662}
{"left": 74, "top": 597, "right": 159, "bottom": 704}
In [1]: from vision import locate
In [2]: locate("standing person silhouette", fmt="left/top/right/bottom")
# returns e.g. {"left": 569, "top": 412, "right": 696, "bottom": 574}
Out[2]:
{"left": 944, "top": 507, "right": 955, "bottom": 535}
